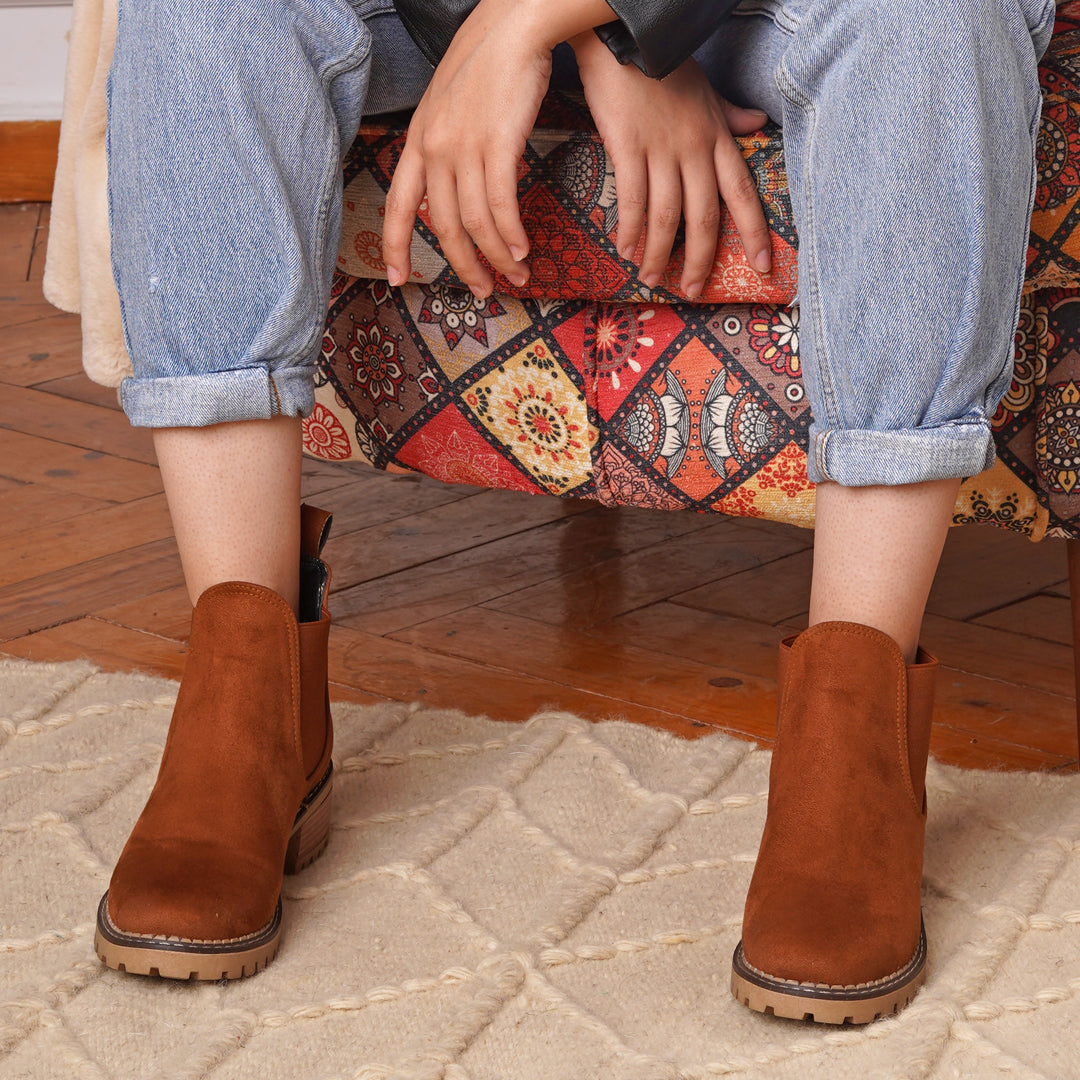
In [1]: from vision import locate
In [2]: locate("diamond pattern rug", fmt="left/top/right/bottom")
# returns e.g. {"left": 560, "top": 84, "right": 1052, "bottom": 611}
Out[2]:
{"left": 3, "top": 657, "right": 1080, "bottom": 1079}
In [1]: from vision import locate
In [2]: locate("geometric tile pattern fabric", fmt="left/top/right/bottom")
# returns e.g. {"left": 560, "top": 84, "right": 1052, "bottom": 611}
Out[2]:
{"left": 314, "top": 6, "right": 1080, "bottom": 540}
{"left": 315, "top": 278, "right": 1080, "bottom": 539}
{"left": 1030, "top": 1, "right": 1080, "bottom": 292}
{"left": 7, "top": 657, "right": 1080, "bottom": 1079}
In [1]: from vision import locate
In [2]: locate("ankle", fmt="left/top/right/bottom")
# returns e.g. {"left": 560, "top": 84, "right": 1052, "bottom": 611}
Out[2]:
{"left": 806, "top": 615, "right": 919, "bottom": 664}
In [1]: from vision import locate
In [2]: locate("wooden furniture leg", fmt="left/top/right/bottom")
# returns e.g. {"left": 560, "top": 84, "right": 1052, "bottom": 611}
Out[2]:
{"left": 1067, "top": 538, "right": 1080, "bottom": 757}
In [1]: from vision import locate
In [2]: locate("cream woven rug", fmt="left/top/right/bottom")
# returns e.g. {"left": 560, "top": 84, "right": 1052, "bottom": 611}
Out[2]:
{"left": 3, "top": 657, "right": 1080, "bottom": 1080}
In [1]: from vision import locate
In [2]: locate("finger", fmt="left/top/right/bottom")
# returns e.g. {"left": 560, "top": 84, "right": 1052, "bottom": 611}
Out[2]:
{"left": 454, "top": 161, "right": 527, "bottom": 286}
{"left": 720, "top": 99, "right": 770, "bottom": 137}
{"left": 426, "top": 164, "right": 494, "bottom": 298}
{"left": 639, "top": 163, "right": 682, "bottom": 288}
{"left": 485, "top": 153, "right": 531, "bottom": 267}
{"left": 678, "top": 161, "right": 722, "bottom": 298}
{"left": 715, "top": 141, "right": 772, "bottom": 275}
{"left": 610, "top": 151, "right": 647, "bottom": 262}
{"left": 382, "top": 143, "right": 427, "bottom": 286}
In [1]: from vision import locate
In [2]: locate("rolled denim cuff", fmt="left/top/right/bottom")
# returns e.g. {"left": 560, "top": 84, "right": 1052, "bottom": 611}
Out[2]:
{"left": 807, "top": 419, "right": 998, "bottom": 487}
{"left": 119, "top": 365, "right": 316, "bottom": 428}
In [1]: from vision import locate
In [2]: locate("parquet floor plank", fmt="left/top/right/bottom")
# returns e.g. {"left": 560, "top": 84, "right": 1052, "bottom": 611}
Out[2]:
{"left": 973, "top": 594, "right": 1073, "bottom": 647}
{"left": 0, "top": 428, "right": 161, "bottom": 502}
{"left": 481, "top": 516, "right": 810, "bottom": 627}
{"left": 582, "top": 602, "right": 792, "bottom": 680}
{"left": 0, "top": 383, "right": 157, "bottom": 464}
{"left": 300, "top": 468, "right": 370, "bottom": 506}
{"left": 921, "top": 611, "right": 1074, "bottom": 695}
{"left": 0, "top": 288, "right": 60, "bottom": 330}
{"left": 671, "top": 548, "right": 814, "bottom": 625}
{"left": 301, "top": 456, "right": 371, "bottom": 485}
{"left": 929, "top": 726, "right": 1075, "bottom": 771}
{"left": 0, "top": 203, "right": 39, "bottom": 280}
{"left": 926, "top": 526, "right": 1068, "bottom": 620}
{"left": 0, "top": 624, "right": 393, "bottom": 708}
{"left": 0, "top": 486, "right": 109, "bottom": 539}
{"left": 310, "top": 469, "right": 479, "bottom": 538}
{"left": 324, "top": 488, "right": 590, "bottom": 592}
{"left": 579, "top": 602, "right": 1078, "bottom": 766}
{"left": 332, "top": 503, "right": 722, "bottom": 635}
{"left": 326, "top": 683, "right": 396, "bottom": 706}
{"left": 98, "top": 585, "right": 193, "bottom": 641}
{"left": 0, "top": 312, "right": 84, "bottom": 385}
{"left": 30, "top": 372, "right": 124, "bottom": 411}
{"left": 27, "top": 204, "right": 50, "bottom": 282}
{"left": 389, "top": 607, "right": 778, "bottom": 743}
{"left": 933, "top": 670, "right": 1077, "bottom": 759}
{"left": 328, "top": 624, "right": 738, "bottom": 740}
{"left": 0, "top": 494, "right": 174, "bottom": 590}
{"left": 2, "top": 617, "right": 187, "bottom": 680}
{"left": 0, "top": 537, "right": 184, "bottom": 640}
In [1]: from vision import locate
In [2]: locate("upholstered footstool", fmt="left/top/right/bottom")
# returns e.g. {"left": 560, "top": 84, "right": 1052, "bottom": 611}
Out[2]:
{"left": 306, "top": 1, "right": 1080, "bottom": 735}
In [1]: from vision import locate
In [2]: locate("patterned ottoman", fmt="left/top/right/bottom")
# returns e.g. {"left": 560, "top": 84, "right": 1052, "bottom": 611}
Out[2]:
{"left": 307, "top": 2, "right": 1080, "bottom": 546}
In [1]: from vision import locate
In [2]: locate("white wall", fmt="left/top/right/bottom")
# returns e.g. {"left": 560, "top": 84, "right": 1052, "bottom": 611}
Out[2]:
{"left": 0, "top": 4, "right": 72, "bottom": 122}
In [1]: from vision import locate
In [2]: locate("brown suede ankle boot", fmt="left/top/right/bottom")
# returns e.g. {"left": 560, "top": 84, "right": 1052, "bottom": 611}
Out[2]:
{"left": 731, "top": 620, "right": 937, "bottom": 1024}
{"left": 93, "top": 505, "right": 335, "bottom": 980}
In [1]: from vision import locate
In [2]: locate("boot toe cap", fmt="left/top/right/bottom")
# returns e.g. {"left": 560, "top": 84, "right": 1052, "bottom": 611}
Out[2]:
{"left": 742, "top": 886, "right": 921, "bottom": 988}
{"left": 108, "top": 843, "right": 279, "bottom": 943}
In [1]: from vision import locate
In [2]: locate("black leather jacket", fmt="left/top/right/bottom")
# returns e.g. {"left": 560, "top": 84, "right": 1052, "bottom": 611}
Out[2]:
{"left": 394, "top": 0, "right": 741, "bottom": 79}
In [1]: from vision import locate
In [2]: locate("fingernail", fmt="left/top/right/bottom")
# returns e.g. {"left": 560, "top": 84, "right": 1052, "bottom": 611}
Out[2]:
{"left": 683, "top": 281, "right": 703, "bottom": 299}
{"left": 619, "top": 245, "right": 635, "bottom": 261}
{"left": 754, "top": 252, "right": 771, "bottom": 274}
{"left": 509, "top": 271, "right": 529, "bottom": 288}
{"left": 641, "top": 272, "right": 661, "bottom": 289}
{"left": 511, "top": 245, "right": 529, "bottom": 262}
{"left": 470, "top": 284, "right": 489, "bottom": 300}
{"left": 386, "top": 265, "right": 400, "bottom": 286}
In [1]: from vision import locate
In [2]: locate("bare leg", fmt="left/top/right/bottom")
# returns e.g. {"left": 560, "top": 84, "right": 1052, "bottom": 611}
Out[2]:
{"left": 153, "top": 417, "right": 303, "bottom": 614}
{"left": 808, "top": 478, "right": 961, "bottom": 662}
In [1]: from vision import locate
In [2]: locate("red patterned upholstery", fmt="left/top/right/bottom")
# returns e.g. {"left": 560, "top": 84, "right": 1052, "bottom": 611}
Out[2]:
{"left": 310, "top": 2, "right": 1080, "bottom": 540}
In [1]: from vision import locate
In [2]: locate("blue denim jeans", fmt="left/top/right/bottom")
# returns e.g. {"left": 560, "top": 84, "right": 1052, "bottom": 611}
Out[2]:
{"left": 107, "top": 0, "right": 1056, "bottom": 486}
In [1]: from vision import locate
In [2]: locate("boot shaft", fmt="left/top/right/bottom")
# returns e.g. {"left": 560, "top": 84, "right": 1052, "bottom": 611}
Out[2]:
{"left": 741, "top": 621, "right": 939, "bottom": 993}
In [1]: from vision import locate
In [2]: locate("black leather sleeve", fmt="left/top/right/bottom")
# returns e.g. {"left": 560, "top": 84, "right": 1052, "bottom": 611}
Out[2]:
{"left": 596, "top": 0, "right": 742, "bottom": 78}
{"left": 393, "top": 0, "right": 738, "bottom": 80}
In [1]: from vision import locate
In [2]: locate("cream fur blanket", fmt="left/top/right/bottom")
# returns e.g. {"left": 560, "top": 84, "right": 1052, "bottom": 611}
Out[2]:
{"left": 42, "top": 0, "right": 129, "bottom": 387}
{"left": 4, "top": 654, "right": 1080, "bottom": 1080}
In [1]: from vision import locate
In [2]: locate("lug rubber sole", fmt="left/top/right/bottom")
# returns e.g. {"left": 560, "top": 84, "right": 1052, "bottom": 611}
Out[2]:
{"left": 730, "top": 923, "right": 927, "bottom": 1025}
{"left": 94, "top": 765, "right": 333, "bottom": 981}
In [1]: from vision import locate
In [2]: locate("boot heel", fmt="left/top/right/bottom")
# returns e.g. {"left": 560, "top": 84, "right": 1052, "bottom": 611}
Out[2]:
{"left": 285, "top": 766, "right": 333, "bottom": 875}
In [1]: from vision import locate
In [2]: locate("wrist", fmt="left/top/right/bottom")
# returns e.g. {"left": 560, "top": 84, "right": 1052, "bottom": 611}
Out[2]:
{"left": 568, "top": 28, "right": 606, "bottom": 66}
{"left": 517, "top": 0, "right": 617, "bottom": 50}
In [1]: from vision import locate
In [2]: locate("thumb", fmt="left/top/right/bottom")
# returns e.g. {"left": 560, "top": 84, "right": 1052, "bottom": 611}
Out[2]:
{"left": 720, "top": 100, "right": 770, "bottom": 136}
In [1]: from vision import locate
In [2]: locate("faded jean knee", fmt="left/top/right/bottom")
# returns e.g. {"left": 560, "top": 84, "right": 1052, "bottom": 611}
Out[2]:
{"left": 108, "top": 0, "right": 430, "bottom": 427}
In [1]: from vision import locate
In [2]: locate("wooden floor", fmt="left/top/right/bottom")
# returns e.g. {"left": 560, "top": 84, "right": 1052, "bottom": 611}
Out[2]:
{"left": 2, "top": 201, "right": 1077, "bottom": 772}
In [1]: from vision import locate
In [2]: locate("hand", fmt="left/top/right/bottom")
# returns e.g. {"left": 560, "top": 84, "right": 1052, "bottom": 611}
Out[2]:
{"left": 382, "top": 0, "right": 619, "bottom": 298}
{"left": 382, "top": 0, "right": 549, "bottom": 298}
{"left": 572, "top": 33, "right": 772, "bottom": 297}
